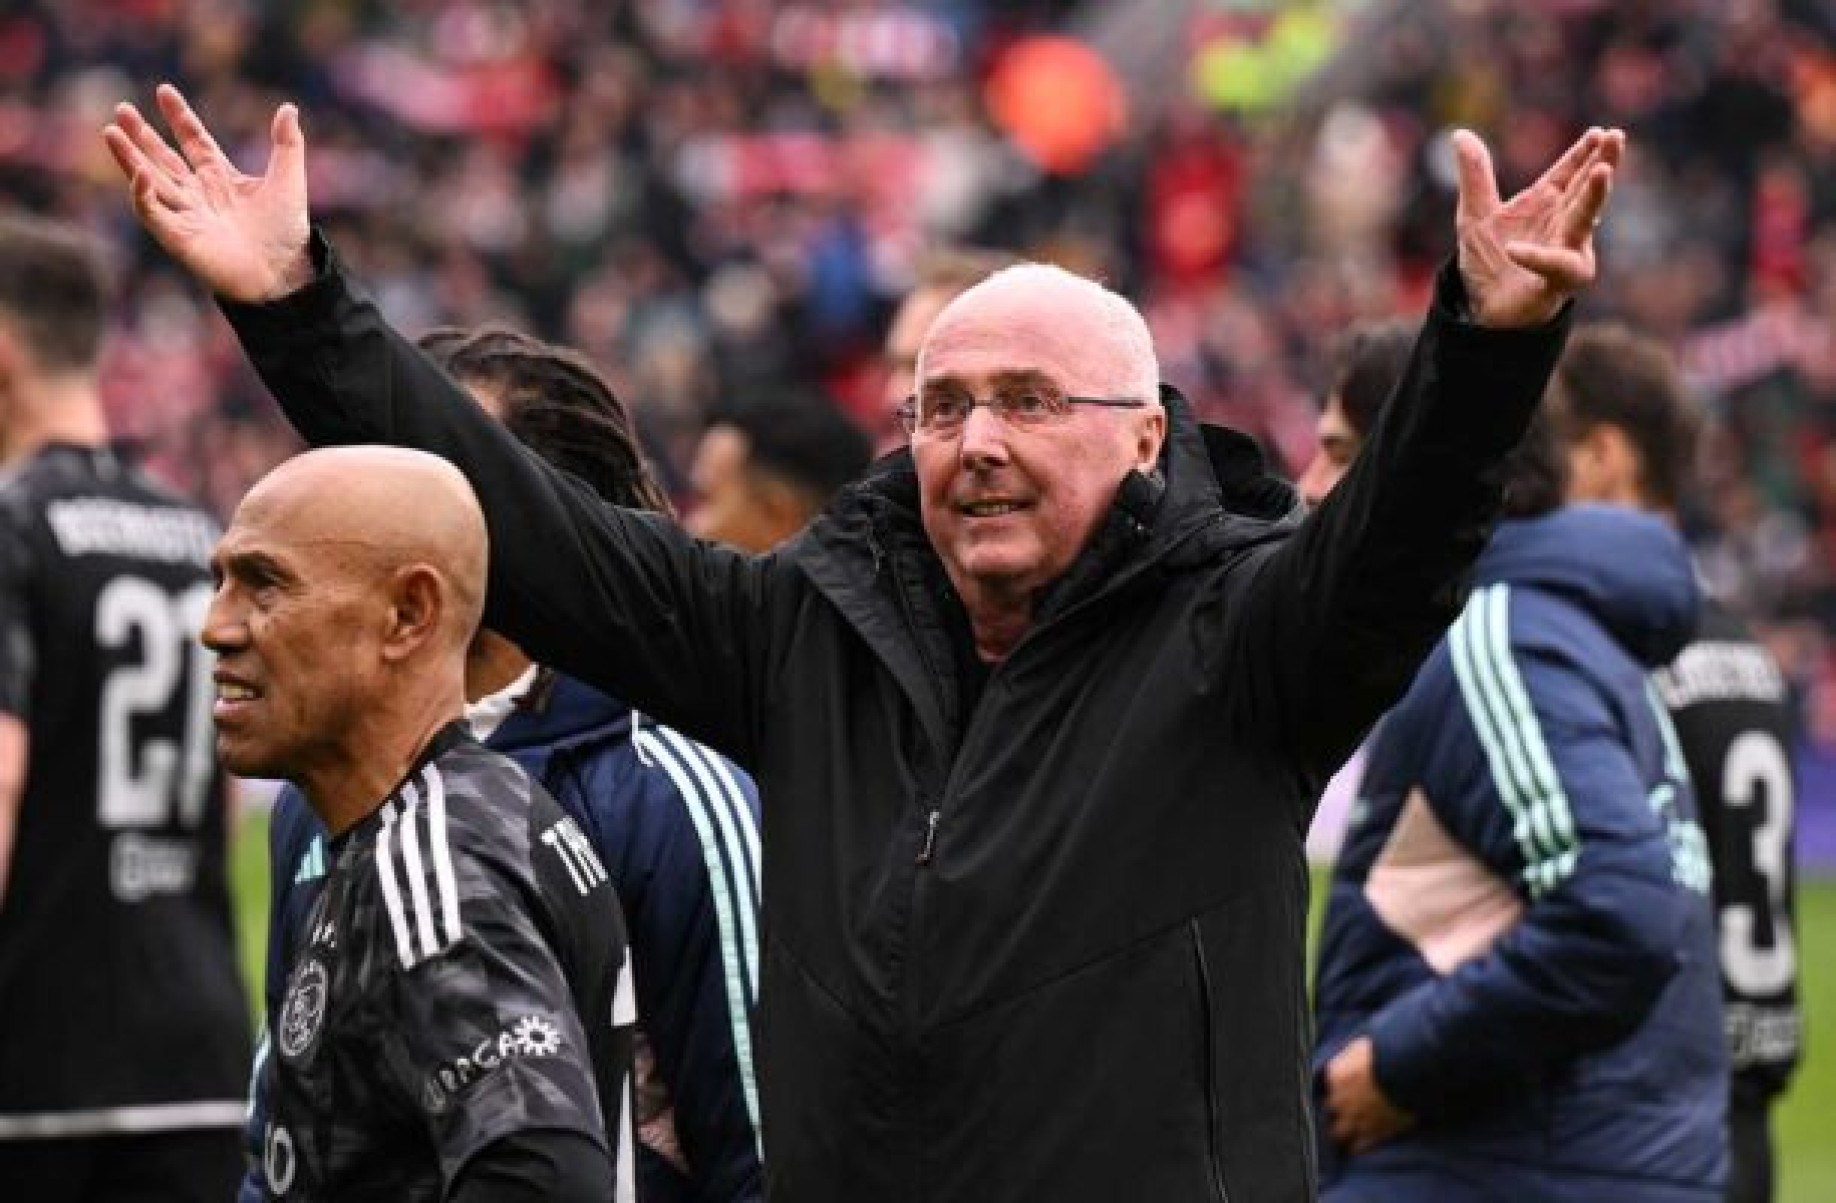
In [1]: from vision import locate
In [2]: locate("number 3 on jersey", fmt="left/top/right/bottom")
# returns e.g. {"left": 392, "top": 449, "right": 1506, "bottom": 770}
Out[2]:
{"left": 96, "top": 576, "right": 216, "bottom": 830}
{"left": 1720, "top": 730, "right": 1796, "bottom": 996}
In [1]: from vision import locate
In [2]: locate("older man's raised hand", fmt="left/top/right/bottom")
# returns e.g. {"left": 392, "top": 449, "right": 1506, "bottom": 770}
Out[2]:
{"left": 102, "top": 84, "right": 313, "bottom": 304}
{"left": 1453, "top": 125, "right": 1624, "bottom": 329}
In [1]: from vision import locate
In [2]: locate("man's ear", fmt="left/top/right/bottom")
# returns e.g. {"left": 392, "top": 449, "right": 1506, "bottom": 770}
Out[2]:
{"left": 380, "top": 563, "right": 445, "bottom": 663}
{"left": 0, "top": 324, "right": 24, "bottom": 399}
{"left": 1577, "top": 423, "right": 1640, "bottom": 497}
{"left": 747, "top": 471, "right": 817, "bottom": 545}
{"left": 1135, "top": 406, "right": 1168, "bottom": 471}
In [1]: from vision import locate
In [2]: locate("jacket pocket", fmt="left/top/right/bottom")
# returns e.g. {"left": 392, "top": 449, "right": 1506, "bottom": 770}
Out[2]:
{"left": 1189, "top": 919, "right": 1232, "bottom": 1203}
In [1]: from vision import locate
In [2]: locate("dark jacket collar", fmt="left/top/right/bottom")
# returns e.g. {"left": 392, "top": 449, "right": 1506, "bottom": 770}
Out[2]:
{"left": 791, "top": 387, "right": 1301, "bottom": 744}
{"left": 803, "top": 384, "right": 1300, "bottom": 591}
{"left": 490, "top": 670, "right": 634, "bottom": 760}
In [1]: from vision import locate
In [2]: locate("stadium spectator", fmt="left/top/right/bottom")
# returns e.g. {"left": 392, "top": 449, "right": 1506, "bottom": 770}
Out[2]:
{"left": 0, "top": 211, "right": 250, "bottom": 1201}
{"left": 1552, "top": 323, "right": 1803, "bottom": 1203}
{"left": 109, "top": 84, "right": 1618, "bottom": 1200}
{"left": 1298, "top": 318, "right": 1419, "bottom": 864}
{"left": 687, "top": 388, "right": 872, "bottom": 553}
{"left": 213, "top": 445, "right": 635, "bottom": 1200}
{"left": 1312, "top": 413, "right": 1729, "bottom": 1199}
{"left": 241, "top": 326, "right": 765, "bottom": 1202}
{"left": 876, "top": 248, "right": 1020, "bottom": 455}
{"left": 1295, "top": 319, "right": 1418, "bottom": 508}
{"left": 5, "top": 5, "right": 1835, "bottom": 728}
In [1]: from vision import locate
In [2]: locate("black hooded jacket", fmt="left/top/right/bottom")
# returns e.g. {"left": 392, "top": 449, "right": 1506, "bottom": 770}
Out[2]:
{"left": 223, "top": 238, "right": 1569, "bottom": 1202}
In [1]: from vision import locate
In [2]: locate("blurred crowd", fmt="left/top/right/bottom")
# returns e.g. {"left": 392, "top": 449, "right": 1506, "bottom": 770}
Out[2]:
{"left": 11, "top": 0, "right": 1836, "bottom": 742}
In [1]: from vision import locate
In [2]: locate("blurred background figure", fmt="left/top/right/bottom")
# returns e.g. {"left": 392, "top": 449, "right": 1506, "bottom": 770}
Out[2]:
{"left": 1296, "top": 319, "right": 1417, "bottom": 509}
{"left": 0, "top": 211, "right": 250, "bottom": 1200}
{"left": 1551, "top": 324, "right": 1803, "bottom": 1203}
{"left": 1301, "top": 317, "right": 1417, "bottom": 864}
{"left": 1314, "top": 415, "right": 1728, "bottom": 1201}
{"left": 687, "top": 390, "right": 871, "bottom": 553}
{"left": 876, "top": 247, "right": 1019, "bottom": 455}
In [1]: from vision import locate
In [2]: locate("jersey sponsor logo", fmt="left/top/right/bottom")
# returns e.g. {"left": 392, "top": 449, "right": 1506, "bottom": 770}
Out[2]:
{"left": 108, "top": 832, "right": 199, "bottom": 900}
{"left": 277, "top": 958, "right": 329, "bottom": 1063}
{"left": 263, "top": 1122, "right": 297, "bottom": 1195}
{"left": 420, "top": 1014, "right": 566, "bottom": 1114}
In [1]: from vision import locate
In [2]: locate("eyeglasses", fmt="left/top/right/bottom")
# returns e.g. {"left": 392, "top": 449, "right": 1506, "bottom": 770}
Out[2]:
{"left": 898, "top": 387, "right": 1149, "bottom": 436}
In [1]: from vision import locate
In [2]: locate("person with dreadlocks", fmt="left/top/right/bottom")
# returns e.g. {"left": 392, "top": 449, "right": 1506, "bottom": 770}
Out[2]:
{"left": 240, "top": 326, "right": 764, "bottom": 1203}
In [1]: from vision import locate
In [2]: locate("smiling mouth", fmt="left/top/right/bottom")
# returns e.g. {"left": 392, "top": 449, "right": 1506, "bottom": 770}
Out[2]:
{"left": 959, "top": 500, "right": 1027, "bottom": 517}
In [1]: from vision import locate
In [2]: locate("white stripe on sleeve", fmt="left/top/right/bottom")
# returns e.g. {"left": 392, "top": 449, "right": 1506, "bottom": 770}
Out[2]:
{"left": 375, "top": 801, "right": 419, "bottom": 969}
{"left": 423, "top": 767, "right": 463, "bottom": 947}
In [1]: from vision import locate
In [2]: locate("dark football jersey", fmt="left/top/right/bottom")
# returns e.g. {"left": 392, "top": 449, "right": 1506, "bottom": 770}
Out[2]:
{"left": 1653, "top": 600, "right": 1801, "bottom": 1098}
{"left": 258, "top": 727, "right": 635, "bottom": 1201}
{"left": 0, "top": 444, "right": 251, "bottom": 1135}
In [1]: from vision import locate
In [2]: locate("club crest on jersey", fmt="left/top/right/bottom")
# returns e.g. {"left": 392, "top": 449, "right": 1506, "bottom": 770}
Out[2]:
{"left": 278, "top": 958, "right": 329, "bottom": 1062}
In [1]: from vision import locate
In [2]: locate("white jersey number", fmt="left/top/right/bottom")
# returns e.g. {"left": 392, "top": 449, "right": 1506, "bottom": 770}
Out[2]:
{"left": 95, "top": 577, "right": 215, "bottom": 829}
{"left": 1719, "top": 730, "right": 1797, "bottom": 995}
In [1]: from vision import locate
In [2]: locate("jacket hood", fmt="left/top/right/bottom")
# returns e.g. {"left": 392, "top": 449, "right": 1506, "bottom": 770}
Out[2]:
{"left": 811, "top": 383, "right": 1303, "bottom": 575}
{"left": 1474, "top": 505, "right": 1700, "bottom": 667}
{"left": 793, "top": 384, "right": 1302, "bottom": 750}
{"left": 490, "top": 670, "right": 633, "bottom": 761}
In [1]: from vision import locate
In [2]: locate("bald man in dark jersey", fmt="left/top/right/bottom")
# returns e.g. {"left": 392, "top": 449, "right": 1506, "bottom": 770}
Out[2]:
{"left": 211, "top": 448, "right": 635, "bottom": 1202}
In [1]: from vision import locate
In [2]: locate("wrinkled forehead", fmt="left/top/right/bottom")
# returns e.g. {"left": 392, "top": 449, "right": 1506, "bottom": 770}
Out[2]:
{"left": 919, "top": 281, "right": 1149, "bottom": 397}
{"left": 220, "top": 467, "right": 376, "bottom": 566}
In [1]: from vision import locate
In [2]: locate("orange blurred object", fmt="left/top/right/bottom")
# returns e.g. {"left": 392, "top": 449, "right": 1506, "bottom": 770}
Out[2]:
{"left": 984, "top": 35, "right": 1127, "bottom": 176}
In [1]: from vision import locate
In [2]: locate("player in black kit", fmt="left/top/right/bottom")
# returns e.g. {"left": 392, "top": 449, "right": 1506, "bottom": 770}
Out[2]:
{"left": 212, "top": 444, "right": 632, "bottom": 1201}
{"left": 0, "top": 213, "right": 251, "bottom": 1200}
{"left": 1553, "top": 324, "right": 1801, "bottom": 1203}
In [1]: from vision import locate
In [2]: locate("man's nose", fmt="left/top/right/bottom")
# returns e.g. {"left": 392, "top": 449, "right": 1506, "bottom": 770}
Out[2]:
{"left": 1297, "top": 454, "right": 1332, "bottom": 508}
{"left": 957, "top": 402, "right": 1011, "bottom": 467}
{"left": 200, "top": 586, "right": 243, "bottom": 653}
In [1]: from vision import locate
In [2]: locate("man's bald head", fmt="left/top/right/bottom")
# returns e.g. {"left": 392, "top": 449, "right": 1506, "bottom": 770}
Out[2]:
{"left": 238, "top": 446, "right": 488, "bottom": 648}
{"left": 206, "top": 445, "right": 491, "bottom": 810}
{"left": 907, "top": 262, "right": 1166, "bottom": 660}
{"left": 918, "top": 263, "right": 1159, "bottom": 405}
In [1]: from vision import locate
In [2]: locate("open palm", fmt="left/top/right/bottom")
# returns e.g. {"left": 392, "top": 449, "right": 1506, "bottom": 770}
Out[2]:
{"left": 1454, "top": 126, "right": 1624, "bottom": 329}
{"left": 102, "top": 84, "right": 312, "bottom": 304}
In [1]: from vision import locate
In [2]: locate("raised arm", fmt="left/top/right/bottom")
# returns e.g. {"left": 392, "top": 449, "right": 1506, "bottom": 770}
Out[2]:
{"left": 104, "top": 87, "right": 779, "bottom": 759}
{"left": 1231, "top": 127, "right": 1622, "bottom": 785}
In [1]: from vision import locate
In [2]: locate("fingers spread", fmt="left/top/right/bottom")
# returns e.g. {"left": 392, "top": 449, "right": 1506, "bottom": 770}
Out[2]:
{"left": 1452, "top": 129, "right": 1501, "bottom": 222}
{"left": 115, "top": 101, "right": 192, "bottom": 183}
{"left": 272, "top": 103, "right": 303, "bottom": 147}
{"left": 128, "top": 167, "right": 181, "bottom": 221}
{"left": 156, "top": 83, "right": 231, "bottom": 174}
{"left": 1505, "top": 240, "right": 1591, "bottom": 291}
{"left": 1558, "top": 162, "right": 1614, "bottom": 246}
{"left": 1535, "top": 126, "right": 1604, "bottom": 196}
{"left": 100, "top": 124, "right": 149, "bottom": 184}
{"left": 265, "top": 103, "right": 306, "bottom": 184}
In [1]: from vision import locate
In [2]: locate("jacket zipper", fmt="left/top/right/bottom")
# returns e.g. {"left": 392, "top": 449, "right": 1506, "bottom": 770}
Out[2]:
{"left": 915, "top": 808, "right": 941, "bottom": 865}
{"left": 1189, "top": 920, "right": 1232, "bottom": 1203}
